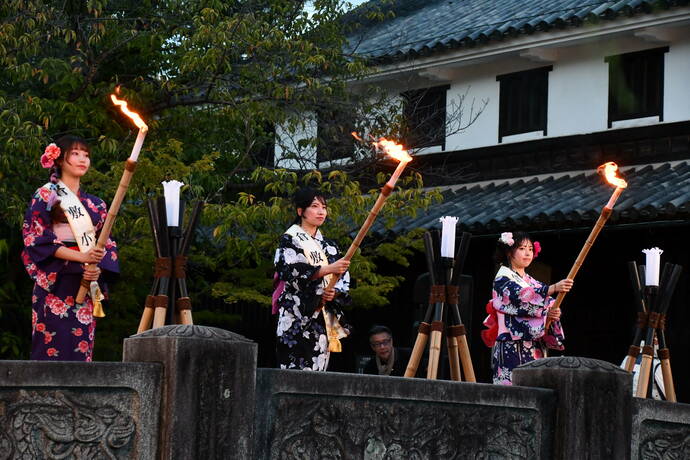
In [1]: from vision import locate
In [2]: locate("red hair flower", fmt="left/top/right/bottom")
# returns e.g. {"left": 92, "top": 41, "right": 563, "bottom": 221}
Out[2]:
{"left": 533, "top": 241, "right": 542, "bottom": 258}
{"left": 41, "top": 143, "right": 61, "bottom": 168}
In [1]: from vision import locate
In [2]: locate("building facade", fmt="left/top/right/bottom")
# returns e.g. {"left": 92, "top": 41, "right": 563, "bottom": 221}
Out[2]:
{"left": 275, "top": 0, "right": 690, "bottom": 398}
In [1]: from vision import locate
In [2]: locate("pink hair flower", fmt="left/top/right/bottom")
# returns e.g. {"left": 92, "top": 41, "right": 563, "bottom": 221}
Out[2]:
{"left": 41, "top": 143, "right": 61, "bottom": 169}
{"left": 533, "top": 241, "right": 542, "bottom": 258}
{"left": 499, "top": 232, "right": 514, "bottom": 246}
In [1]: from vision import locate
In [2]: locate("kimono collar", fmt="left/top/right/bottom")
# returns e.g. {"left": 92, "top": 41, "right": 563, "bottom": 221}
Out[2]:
{"left": 495, "top": 265, "right": 530, "bottom": 288}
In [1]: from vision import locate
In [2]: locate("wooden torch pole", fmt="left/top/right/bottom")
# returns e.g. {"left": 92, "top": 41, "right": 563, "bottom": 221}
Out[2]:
{"left": 76, "top": 95, "right": 148, "bottom": 312}
{"left": 319, "top": 153, "right": 411, "bottom": 305}
{"left": 75, "top": 151, "right": 144, "bottom": 309}
{"left": 546, "top": 185, "right": 624, "bottom": 329}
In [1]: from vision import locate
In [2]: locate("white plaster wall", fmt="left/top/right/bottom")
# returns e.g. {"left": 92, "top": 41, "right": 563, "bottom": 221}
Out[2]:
{"left": 274, "top": 114, "right": 318, "bottom": 169}
{"left": 445, "top": 70, "right": 499, "bottom": 151}
{"left": 276, "top": 27, "right": 690, "bottom": 167}
{"left": 664, "top": 37, "right": 690, "bottom": 123}
{"left": 445, "top": 34, "right": 690, "bottom": 151}
{"left": 548, "top": 47, "right": 608, "bottom": 137}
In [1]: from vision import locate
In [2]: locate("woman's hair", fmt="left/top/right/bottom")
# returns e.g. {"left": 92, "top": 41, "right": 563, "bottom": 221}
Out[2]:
{"left": 292, "top": 187, "right": 326, "bottom": 225}
{"left": 49, "top": 135, "right": 90, "bottom": 184}
{"left": 494, "top": 231, "right": 533, "bottom": 268}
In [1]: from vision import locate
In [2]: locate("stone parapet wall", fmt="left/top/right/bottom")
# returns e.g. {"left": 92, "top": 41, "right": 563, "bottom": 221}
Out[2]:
{"left": 0, "top": 361, "right": 161, "bottom": 459}
{"left": 3, "top": 327, "right": 690, "bottom": 459}
{"left": 254, "top": 368, "right": 556, "bottom": 459}
{"left": 632, "top": 397, "right": 690, "bottom": 459}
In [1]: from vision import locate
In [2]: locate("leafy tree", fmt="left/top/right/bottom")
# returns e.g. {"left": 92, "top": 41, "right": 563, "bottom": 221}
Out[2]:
{"left": 205, "top": 167, "right": 441, "bottom": 310}
{"left": 0, "top": 0, "right": 443, "bottom": 360}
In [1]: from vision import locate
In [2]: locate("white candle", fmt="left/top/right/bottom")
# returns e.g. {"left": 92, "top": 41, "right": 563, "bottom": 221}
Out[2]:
{"left": 605, "top": 186, "right": 624, "bottom": 209}
{"left": 162, "top": 180, "right": 184, "bottom": 227}
{"left": 385, "top": 159, "right": 410, "bottom": 188}
{"left": 642, "top": 247, "right": 663, "bottom": 287}
{"left": 129, "top": 127, "right": 148, "bottom": 162}
{"left": 439, "top": 216, "right": 459, "bottom": 258}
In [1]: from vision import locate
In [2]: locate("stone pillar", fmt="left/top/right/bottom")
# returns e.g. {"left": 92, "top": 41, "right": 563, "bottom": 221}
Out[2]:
{"left": 123, "top": 325, "right": 257, "bottom": 459}
{"left": 513, "top": 356, "right": 632, "bottom": 460}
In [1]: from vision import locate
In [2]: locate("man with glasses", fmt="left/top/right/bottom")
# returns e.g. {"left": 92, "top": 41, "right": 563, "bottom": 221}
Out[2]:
{"left": 363, "top": 325, "right": 416, "bottom": 377}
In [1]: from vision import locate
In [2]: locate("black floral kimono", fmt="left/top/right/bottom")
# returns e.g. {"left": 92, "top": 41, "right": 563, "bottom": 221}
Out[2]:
{"left": 274, "top": 228, "right": 351, "bottom": 371}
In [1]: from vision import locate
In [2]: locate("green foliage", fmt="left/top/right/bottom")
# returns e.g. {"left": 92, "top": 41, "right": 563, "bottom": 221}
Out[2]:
{"left": 206, "top": 168, "right": 442, "bottom": 310}
{"left": 0, "top": 0, "right": 439, "bottom": 360}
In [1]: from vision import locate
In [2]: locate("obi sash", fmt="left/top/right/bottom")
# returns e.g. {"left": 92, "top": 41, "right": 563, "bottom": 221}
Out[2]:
{"left": 47, "top": 181, "right": 105, "bottom": 309}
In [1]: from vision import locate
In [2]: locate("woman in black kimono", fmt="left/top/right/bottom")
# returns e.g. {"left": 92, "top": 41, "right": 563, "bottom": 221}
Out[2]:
{"left": 274, "top": 188, "right": 351, "bottom": 371}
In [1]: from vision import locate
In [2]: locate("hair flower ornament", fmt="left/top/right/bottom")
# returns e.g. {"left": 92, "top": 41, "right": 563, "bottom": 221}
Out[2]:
{"left": 499, "top": 232, "right": 514, "bottom": 246}
{"left": 41, "top": 143, "right": 61, "bottom": 169}
{"left": 533, "top": 241, "right": 541, "bottom": 258}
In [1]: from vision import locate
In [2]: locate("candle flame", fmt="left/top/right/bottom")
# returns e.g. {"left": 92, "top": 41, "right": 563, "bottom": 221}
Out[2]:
{"left": 110, "top": 94, "right": 148, "bottom": 131}
{"left": 373, "top": 138, "right": 412, "bottom": 163}
{"left": 598, "top": 162, "right": 627, "bottom": 188}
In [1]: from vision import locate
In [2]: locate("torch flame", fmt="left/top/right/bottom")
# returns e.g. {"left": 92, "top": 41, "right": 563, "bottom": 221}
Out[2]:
{"left": 351, "top": 132, "right": 363, "bottom": 142}
{"left": 374, "top": 138, "right": 412, "bottom": 164}
{"left": 597, "top": 162, "right": 627, "bottom": 189}
{"left": 110, "top": 94, "right": 148, "bottom": 131}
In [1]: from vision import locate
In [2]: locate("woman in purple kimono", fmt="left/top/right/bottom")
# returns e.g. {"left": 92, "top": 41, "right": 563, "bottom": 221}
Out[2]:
{"left": 482, "top": 231, "right": 572, "bottom": 385}
{"left": 22, "top": 136, "right": 119, "bottom": 361}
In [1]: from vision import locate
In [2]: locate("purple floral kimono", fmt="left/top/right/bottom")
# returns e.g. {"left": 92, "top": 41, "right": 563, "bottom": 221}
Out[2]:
{"left": 22, "top": 185, "right": 119, "bottom": 361}
{"left": 488, "top": 266, "right": 564, "bottom": 385}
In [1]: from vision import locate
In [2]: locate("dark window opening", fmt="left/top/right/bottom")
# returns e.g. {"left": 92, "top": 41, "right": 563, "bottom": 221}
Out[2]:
{"left": 606, "top": 47, "right": 668, "bottom": 127}
{"left": 497, "top": 66, "right": 552, "bottom": 142}
{"left": 316, "top": 109, "right": 355, "bottom": 164}
{"left": 252, "top": 123, "right": 275, "bottom": 168}
{"left": 402, "top": 85, "right": 449, "bottom": 149}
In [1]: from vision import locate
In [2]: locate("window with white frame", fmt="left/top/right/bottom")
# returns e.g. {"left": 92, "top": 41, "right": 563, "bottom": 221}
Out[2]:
{"left": 497, "top": 66, "right": 552, "bottom": 142}
{"left": 606, "top": 47, "right": 668, "bottom": 127}
{"left": 401, "top": 85, "right": 448, "bottom": 149}
{"left": 316, "top": 108, "right": 355, "bottom": 164}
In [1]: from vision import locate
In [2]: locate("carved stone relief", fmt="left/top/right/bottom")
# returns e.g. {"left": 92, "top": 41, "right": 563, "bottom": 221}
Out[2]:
{"left": 0, "top": 390, "right": 137, "bottom": 459}
{"left": 638, "top": 420, "right": 690, "bottom": 459}
{"left": 269, "top": 395, "right": 544, "bottom": 459}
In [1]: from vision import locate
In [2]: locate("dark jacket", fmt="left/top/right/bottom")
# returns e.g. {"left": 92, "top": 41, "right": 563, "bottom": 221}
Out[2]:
{"left": 363, "top": 347, "right": 415, "bottom": 377}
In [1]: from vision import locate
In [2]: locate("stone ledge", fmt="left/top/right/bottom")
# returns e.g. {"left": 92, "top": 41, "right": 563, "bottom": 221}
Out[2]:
{"left": 130, "top": 324, "right": 252, "bottom": 342}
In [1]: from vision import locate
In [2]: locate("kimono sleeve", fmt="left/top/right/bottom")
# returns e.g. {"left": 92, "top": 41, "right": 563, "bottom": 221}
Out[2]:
{"left": 23, "top": 189, "right": 63, "bottom": 264}
{"left": 22, "top": 189, "right": 83, "bottom": 281}
{"left": 90, "top": 195, "right": 120, "bottom": 275}
{"left": 322, "top": 237, "right": 352, "bottom": 308}
{"left": 492, "top": 276, "right": 550, "bottom": 318}
{"left": 274, "top": 234, "right": 320, "bottom": 286}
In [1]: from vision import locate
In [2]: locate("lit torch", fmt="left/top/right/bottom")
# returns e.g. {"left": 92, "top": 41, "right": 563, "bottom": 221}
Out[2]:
{"left": 75, "top": 93, "right": 149, "bottom": 313}
{"left": 317, "top": 138, "right": 412, "bottom": 347}
{"left": 546, "top": 162, "right": 628, "bottom": 328}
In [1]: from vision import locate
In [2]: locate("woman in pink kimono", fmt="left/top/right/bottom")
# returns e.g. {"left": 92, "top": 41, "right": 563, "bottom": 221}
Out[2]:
{"left": 22, "top": 136, "right": 119, "bottom": 361}
{"left": 483, "top": 232, "right": 572, "bottom": 385}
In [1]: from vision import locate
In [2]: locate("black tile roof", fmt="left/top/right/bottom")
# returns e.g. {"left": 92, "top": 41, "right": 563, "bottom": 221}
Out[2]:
{"left": 388, "top": 161, "right": 690, "bottom": 235}
{"left": 347, "top": 0, "right": 690, "bottom": 61}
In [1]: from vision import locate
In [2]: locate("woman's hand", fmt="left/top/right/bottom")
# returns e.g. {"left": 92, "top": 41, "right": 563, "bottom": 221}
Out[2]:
{"left": 326, "top": 258, "right": 350, "bottom": 275}
{"left": 322, "top": 288, "right": 336, "bottom": 302}
{"left": 83, "top": 264, "right": 101, "bottom": 281}
{"left": 547, "top": 307, "right": 561, "bottom": 320}
{"left": 80, "top": 247, "right": 105, "bottom": 264}
{"left": 549, "top": 278, "right": 573, "bottom": 295}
